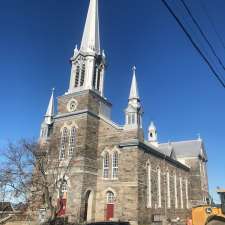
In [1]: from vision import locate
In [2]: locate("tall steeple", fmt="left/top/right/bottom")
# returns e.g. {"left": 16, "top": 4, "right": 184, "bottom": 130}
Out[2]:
{"left": 80, "top": 0, "right": 100, "bottom": 54}
{"left": 40, "top": 89, "right": 55, "bottom": 141}
{"left": 125, "top": 67, "right": 143, "bottom": 129}
{"left": 45, "top": 88, "right": 55, "bottom": 125}
{"left": 67, "top": 0, "right": 106, "bottom": 96}
{"left": 129, "top": 66, "right": 139, "bottom": 101}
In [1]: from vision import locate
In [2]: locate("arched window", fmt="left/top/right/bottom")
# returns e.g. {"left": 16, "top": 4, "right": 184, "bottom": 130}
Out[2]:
{"left": 185, "top": 178, "right": 189, "bottom": 209}
{"left": 80, "top": 64, "right": 85, "bottom": 87}
{"left": 112, "top": 152, "right": 119, "bottom": 179}
{"left": 68, "top": 126, "right": 76, "bottom": 157}
{"left": 106, "top": 191, "right": 115, "bottom": 204}
{"left": 180, "top": 177, "right": 184, "bottom": 208}
{"left": 103, "top": 153, "right": 109, "bottom": 178}
{"left": 147, "top": 163, "right": 152, "bottom": 208}
{"left": 92, "top": 66, "right": 97, "bottom": 88}
{"left": 75, "top": 65, "right": 80, "bottom": 88}
{"left": 97, "top": 68, "right": 101, "bottom": 90}
{"left": 167, "top": 171, "right": 171, "bottom": 208}
{"left": 157, "top": 168, "right": 161, "bottom": 208}
{"left": 60, "top": 128, "right": 68, "bottom": 160}
{"left": 174, "top": 173, "right": 178, "bottom": 208}
{"left": 62, "top": 180, "right": 67, "bottom": 193}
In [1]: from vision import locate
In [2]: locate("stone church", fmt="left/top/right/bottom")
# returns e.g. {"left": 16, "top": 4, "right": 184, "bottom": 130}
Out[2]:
{"left": 39, "top": 0, "right": 209, "bottom": 224}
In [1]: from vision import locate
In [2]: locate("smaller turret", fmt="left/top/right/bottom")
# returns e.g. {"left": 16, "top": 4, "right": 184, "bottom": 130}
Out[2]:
{"left": 148, "top": 121, "right": 158, "bottom": 147}
{"left": 40, "top": 88, "right": 55, "bottom": 142}
{"left": 125, "top": 66, "right": 143, "bottom": 129}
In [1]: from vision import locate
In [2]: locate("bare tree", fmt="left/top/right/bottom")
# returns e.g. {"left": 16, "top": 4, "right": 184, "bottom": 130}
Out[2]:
{"left": 0, "top": 138, "right": 75, "bottom": 224}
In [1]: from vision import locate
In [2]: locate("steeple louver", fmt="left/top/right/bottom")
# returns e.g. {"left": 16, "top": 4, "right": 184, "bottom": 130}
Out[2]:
{"left": 80, "top": 0, "right": 100, "bottom": 54}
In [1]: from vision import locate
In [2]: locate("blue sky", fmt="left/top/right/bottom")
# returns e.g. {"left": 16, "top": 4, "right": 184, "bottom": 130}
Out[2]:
{"left": 0, "top": 0, "right": 225, "bottom": 202}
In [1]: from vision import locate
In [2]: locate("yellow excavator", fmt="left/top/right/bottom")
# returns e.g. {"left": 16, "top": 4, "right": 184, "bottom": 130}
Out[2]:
{"left": 191, "top": 190, "right": 225, "bottom": 225}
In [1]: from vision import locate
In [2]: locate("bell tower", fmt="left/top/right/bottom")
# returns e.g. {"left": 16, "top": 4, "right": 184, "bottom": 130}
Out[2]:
{"left": 67, "top": 0, "right": 106, "bottom": 96}
{"left": 148, "top": 121, "right": 158, "bottom": 147}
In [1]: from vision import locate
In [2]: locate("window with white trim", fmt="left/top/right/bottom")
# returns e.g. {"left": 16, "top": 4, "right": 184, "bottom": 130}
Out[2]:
{"left": 62, "top": 180, "right": 67, "bottom": 193}
{"left": 60, "top": 128, "right": 68, "bottom": 160}
{"left": 185, "top": 178, "right": 189, "bottom": 208}
{"left": 106, "top": 191, "right": 115, "bottom": 204}
{"left": 112, "top": 152, "right": 119, "bottom": 179}
{"left": 103, "top": 153, "right": 109, "bottom": 179}
{"left": 147, "top": 163, "right": 152, "bottom": 208}
{"left": 174, "top": 173, "right": 178, "bottom": 208}
{"left": 68, "top": 126, "right": 76, "bottom": 157}
{"left": 167, "top": 171, "right": 171, "bottom": 208}
{"left": 157, "top": 168, "right": 161, "bottom": 208}
{"left": 180, "top": 177, "right": 184, "bottom": 209}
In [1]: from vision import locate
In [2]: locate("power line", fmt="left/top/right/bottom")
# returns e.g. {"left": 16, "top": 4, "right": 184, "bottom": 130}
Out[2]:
{"left": 199, "top": 0, "right": 225, "bottom": 52}
{"left": 160, "top": 0, "right": 225, "bottom": 89}
{"left": 180, "top": 0, "right": 225, "bottom": 71}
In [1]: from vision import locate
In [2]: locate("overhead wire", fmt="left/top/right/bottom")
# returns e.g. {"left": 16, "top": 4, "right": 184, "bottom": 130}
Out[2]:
{"left": 179, "top": 0, "right": 225, "bottom": 71}
{"left": 160, "top": 0, "right": 225, "bottom": 89}
{"left": 199, "top": 0, "right": 225, "bottom": 52}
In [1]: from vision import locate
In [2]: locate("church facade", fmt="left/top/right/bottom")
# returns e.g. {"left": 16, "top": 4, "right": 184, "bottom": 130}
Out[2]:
{"left": 39, "top": 0, "right": 209, "bottom": 224}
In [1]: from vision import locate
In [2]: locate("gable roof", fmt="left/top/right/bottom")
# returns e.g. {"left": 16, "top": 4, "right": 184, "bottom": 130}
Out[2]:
{"left": 159, "top": 139, "right": 207, "bottom": 161}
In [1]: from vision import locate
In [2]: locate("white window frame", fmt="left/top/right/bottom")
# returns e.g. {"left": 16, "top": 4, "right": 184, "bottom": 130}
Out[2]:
{"left": 157, "top": 168, "right": 161, "bottom": 208}
{"left": 68, "top": 127, "right": 76, "bottom": 157}
{"left": 60, "top": 128, "right": 68, "bottom": 160}
{"left": 174, "top": 173, "right": 178, "bottom": 209}
{"left": 185, "top": 178, "right": 189, "bottom": 209}
{"left": 147, "top": 163, "right": 152, "bottom": 208}
{"left": 103, "top": 153, "right": 109, "bottom": 179}
{"left": 112, "top": 152, "right": 119, "bottom": 179}
{"left": 106, "top": 191, "right": 115, "bottom": 204}
{"left": 167, "top": 171, "right": 171, "bottom": 208}
{"left": 180, "top": 177, "right": 184, "bottom": 209}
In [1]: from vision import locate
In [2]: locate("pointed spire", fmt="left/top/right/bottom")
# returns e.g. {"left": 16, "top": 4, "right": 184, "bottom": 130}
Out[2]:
{"left": 129, "top": 66, "right": 140, "bottom": 100}
{"left": 45, "top": 88, "right": 55, "bottom": 125}
{"left": 80, "top": 0, "right": 100, "bottom": 54}
{"left": 149, "top": 121, "right": 156, "bottom": 130}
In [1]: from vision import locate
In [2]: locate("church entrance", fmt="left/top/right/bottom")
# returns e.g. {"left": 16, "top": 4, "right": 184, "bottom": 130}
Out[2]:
{"left": 84, "top": 190, "right": 93, "bottom": 222}
{"left": 106, "top": 191, "right": 115, "bottom": 221}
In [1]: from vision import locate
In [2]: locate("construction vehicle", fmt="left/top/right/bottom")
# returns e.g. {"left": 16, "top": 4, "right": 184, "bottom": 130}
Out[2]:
{"left": 191, "top": 189, "right": 225, "bottom": 225}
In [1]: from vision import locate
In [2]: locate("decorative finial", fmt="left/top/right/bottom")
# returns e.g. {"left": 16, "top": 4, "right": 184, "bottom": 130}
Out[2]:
{"left": 132, "top": 66, "right": 136, "bottom": 73}
{"left": 197, "top": 133, "right": 202, "bottom": 140}
{"left": 52, "top": 87, "right": 55, "bottom": 93}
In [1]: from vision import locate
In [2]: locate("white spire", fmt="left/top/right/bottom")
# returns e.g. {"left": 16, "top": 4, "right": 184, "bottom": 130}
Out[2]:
{"left": 80, "top": 0, "right": 100, "bottom": 54}
{"left": 129, "top": 66, "right": 139, "bottom": 100}
{"left": 45, "top": 88, "right": 55, "bottom": 125}
{"left": 149, "top": 121, "right": 156, "bottom": 130}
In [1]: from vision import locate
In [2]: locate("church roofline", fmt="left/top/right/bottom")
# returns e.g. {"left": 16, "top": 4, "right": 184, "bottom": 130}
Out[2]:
{"left": 119, "top": 140, "right": 190, "bottom": 171}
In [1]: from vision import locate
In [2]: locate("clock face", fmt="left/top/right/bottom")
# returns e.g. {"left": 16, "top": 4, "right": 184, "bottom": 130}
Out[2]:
{"left": 67, "top": 99, "right": 78, "bottom": 112}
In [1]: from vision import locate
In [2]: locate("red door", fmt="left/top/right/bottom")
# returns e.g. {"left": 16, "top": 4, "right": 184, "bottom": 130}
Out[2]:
{"left": 106, "top": 204, "right": 114, "bottom": 221}
{"left": 57, "top": 198, "right": 67, "bottom": 217}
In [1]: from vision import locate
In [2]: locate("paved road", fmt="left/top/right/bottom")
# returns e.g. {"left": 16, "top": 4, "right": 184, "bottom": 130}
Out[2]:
{"left": 207, "top": 220, "right": 225, "bottom": 225}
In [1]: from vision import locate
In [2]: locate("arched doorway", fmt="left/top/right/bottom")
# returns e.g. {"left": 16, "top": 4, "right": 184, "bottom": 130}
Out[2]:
{"left": 106, "top": 191, "right": 115, "bottom": 221}
{"left": 84, "top": 190, "right": 93, "bottom": 222}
